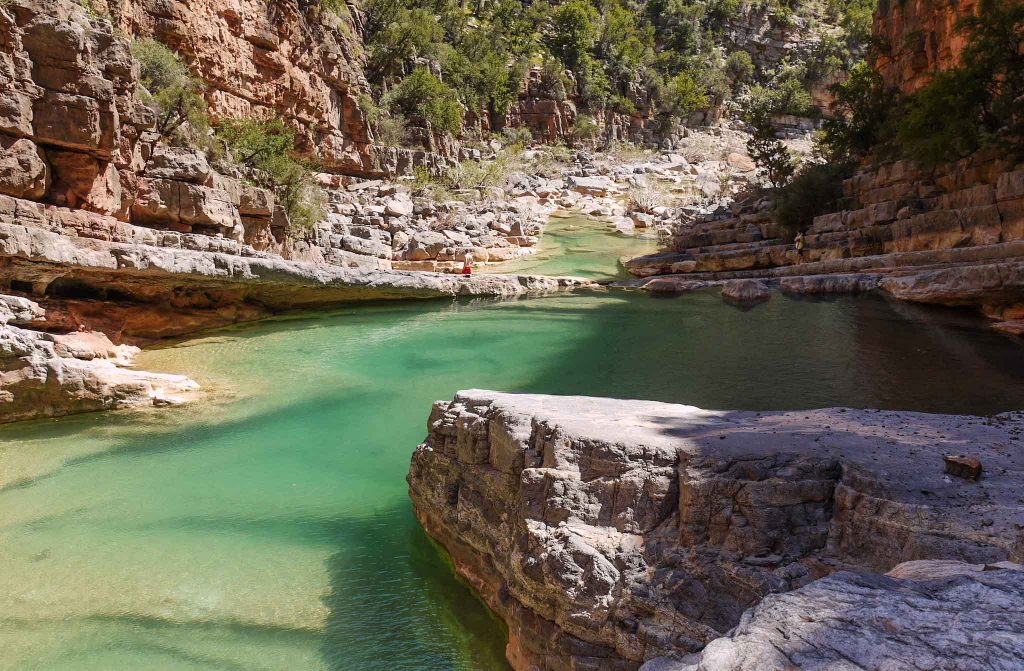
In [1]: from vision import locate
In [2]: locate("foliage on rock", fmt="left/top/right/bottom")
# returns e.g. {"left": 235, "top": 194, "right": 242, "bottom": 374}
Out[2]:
{"left": 772, "top": 161, "right": 853, "bottom": 237}
{"left": 217, "top": 118, "right": 326, "bottom": 234}
{"left": 131, "top": 39, "right": 209, "bottom": 147}
{"left": 817, "top": 0, "right": 1024, "bottom": 166}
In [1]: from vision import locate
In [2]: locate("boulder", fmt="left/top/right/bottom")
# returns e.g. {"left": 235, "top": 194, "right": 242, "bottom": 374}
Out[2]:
{"left": 144, "top": 147, "right": 212, "bottom": 184}
{"left": 651, "top": 562, "right": 1024, "bottom": 671}
{"left": 0, "top": 137, "right": 49, "bottom": 200}
{"left": 385, "top": 197, "right": 414, "bottom": 217}
{"left": 721, "top": 279, "right": 771, "bottom": 303}
{"left": 567, "top": 175, "right": 618, "bottom": 196}
{"left": 404, "top": 230, "right": 448, "bottom": 261}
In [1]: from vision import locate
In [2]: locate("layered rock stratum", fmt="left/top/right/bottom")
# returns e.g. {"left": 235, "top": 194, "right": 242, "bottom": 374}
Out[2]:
{"left": 407, "top": 390, "right": 1024, "bottom": 670}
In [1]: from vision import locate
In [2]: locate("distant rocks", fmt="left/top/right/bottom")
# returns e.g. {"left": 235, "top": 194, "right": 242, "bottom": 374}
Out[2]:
{"left": 720, "top": 279, "right": 771, "bottom": 303}
{"left": 408, "top": 391, "right": 1024, "bottom": 671}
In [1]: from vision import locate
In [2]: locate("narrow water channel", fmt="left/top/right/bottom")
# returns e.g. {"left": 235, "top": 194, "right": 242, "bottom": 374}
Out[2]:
{"left": 482, "top": 212, "right": 659, "bottom": 279}
{"left": 3, "top": 222, "right": 1024, "bottom": 670}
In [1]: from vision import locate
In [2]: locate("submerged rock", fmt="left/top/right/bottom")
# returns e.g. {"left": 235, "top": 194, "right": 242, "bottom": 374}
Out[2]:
{"left": 407, "top": 391, "right": 1024, "bottom": 670}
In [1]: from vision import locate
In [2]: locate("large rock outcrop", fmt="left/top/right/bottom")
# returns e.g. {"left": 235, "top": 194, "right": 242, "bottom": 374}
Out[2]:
{"left": 873, "top": 0, "right": 979, "bottom": 95}
{"left": 0, "top": 294, "right": 198, "bottom": 423}
{"left": 407, "top": 391, "right": 1024, "bottom": 670}
{"left": 108, "top": 0, "right": 378, "bottom": 176}
{"left": 0, "top": 201, "right": 591, "bottom": 341}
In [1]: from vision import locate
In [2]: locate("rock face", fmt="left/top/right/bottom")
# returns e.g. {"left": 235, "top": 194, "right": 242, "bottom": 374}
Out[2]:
{"left": 653, "top": 560, "right": 1024, "bottom": 671}
{"left": 873, "top": 0, "right": 979, "bottom": 95}
{"left": 407, "top": 391, "right": 1024, "bottom": 671}
{"left": 0, "top": 294, "right": 199, "bottom": 423}
{"left": 109, "top": 0, "right": 377, "bottom": 176}
{"left": 0, "top": 200, "right": 592, "bottom": 341}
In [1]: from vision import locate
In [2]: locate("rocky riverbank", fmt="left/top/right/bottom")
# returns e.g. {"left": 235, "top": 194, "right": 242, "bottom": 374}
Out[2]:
{"left": 407, "top": 390, "right": 1024, "bottom": 670}
{"left": 622, "top": 153, "right": 1024, "bottom": 331}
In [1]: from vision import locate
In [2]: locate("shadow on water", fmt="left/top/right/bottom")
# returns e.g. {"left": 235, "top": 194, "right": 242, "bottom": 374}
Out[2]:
{"left": 319, "top": 506, "right": 510, "bottom": 671}
{"left": 510, "top": 289, "right": 1024, "bottom": 414}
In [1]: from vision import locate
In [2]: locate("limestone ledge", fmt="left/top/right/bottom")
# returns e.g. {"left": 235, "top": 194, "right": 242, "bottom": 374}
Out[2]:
{"left": 0, "top": 215, "right": 594, "bottom": 340}
{"left": 407, "top": 390, "right": 1024, "bottom": 671}
{"left": 0, "top": 294, "right": 198, "bottom": 423}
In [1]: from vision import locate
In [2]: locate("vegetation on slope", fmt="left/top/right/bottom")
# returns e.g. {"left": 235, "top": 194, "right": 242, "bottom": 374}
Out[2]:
{"left": 359, "top": 0, "right": 875, "bottom": 145}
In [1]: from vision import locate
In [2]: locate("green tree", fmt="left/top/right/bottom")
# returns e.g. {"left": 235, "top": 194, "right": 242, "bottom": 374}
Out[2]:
{"left": 816, "top": 61, "right": 894, "bottom": 160}
{"left": 217, "top": 118, "right": 325, "bottom": 233}
{"left": 543, "top": 0, "right": 599, "bottom": 71}
{"left": 131, "top": 39, "right": 208, "bottom": 145}
{"left": 388, "top": 67, "right": 464, "bottom": 135}
{"left": 725, "top": 51, "right": 754, "bottom": 87}
{"left": 746, "top": 108, "right": 795, "bottom": 188}
{"left": 659, "top": 71, "right": 710, "bottom": 118}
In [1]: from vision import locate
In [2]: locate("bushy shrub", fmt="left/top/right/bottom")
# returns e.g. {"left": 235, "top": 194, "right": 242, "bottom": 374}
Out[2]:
{"left": 659, "top": 71, "right": 710, "bottom": 119}
{"left": 573, "top": 114, "right": 601, "bottom": 141}
{"left": 816, "top": 61, "right": 894, "bottom": 161}
{"left": 387, "top": 67, "right": 463, "bottom": 136}
{"left": 501, "top": 126, "right": 534, "bottom": 148}
{"left": 725, "top": 51, "right": 755, "bottom": 87}
{"left": 217, "top": 118, "right": 325, "bottom": 233}
{"left": 746, "top": 108, "right": 796, "bottom": 188}
{"left": 747, "top": 67, "right": 816, "bottom": 118}
{"left": 627, "top": 186, "right": 661, "bottom": 214}
{"left": 772, "top": 161, "right": 853, "bottom": 238}
{"left": 131, "top": 39, "right": 209, "bottom": 145}
{"left": 358, "top": 93, "right": 409, "bottom": 147}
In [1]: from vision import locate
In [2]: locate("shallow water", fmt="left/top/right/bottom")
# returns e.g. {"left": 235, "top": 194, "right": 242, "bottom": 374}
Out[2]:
{"left": 3, "top": 290, "right": 1024, "bottom": 670}
{"left": 482, "top": 212, "right": 658, "bottom": 279}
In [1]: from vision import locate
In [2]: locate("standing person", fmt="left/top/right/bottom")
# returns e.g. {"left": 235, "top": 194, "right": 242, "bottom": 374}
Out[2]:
{"left": 794, "top": 230, "right": 805, "bottom": 262}
{"left": 462, "top": 250, "right": 473, "bottom": 276}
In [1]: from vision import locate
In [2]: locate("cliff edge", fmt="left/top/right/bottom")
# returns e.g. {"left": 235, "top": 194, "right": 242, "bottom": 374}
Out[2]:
{"left": 408, "top": 390, "right": 1024, "bottom": 670}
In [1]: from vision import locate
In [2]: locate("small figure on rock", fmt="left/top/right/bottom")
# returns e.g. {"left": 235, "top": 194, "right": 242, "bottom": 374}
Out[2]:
{"left": 462, "top": 250, "right": 473, "bottom": 276}
{"left": 794, "top": 230, "right": 806, "bottom": 262}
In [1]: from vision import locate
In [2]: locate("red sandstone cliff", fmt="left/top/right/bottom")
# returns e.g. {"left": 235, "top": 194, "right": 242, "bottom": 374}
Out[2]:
{"left": 873, "top": 0, "right": 980, "bottom": 94}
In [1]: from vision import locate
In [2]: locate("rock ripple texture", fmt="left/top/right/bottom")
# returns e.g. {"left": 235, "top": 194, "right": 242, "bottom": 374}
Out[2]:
{"left": 407, "top": 391, "right": 1024, "bottom": 670}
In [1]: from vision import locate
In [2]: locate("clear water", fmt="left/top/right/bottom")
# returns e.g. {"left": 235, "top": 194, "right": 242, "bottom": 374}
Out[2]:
{"left": 4, "top": 233, "right": 1024, "bottom": 670}
{"left": 482, "top": 212, "right": 658, "bottom": 279}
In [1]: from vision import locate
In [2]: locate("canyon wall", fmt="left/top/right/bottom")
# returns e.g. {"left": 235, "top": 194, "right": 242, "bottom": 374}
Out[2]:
{"left": 107, "top": 0, "right": 379, "bottom": 176}
{"left": 626, "top": 0, "right": 1024, "bottom": 328}
{"left": 873, "top": 0, "right": 979, "bottom": 94}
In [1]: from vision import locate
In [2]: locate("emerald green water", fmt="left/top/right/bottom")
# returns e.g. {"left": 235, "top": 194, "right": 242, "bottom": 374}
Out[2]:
{"left": 483, "top": 212, "right": 658, "bottom": 279}
{"left": 4, "top": 230, "right": 1024, "bottom": 669}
